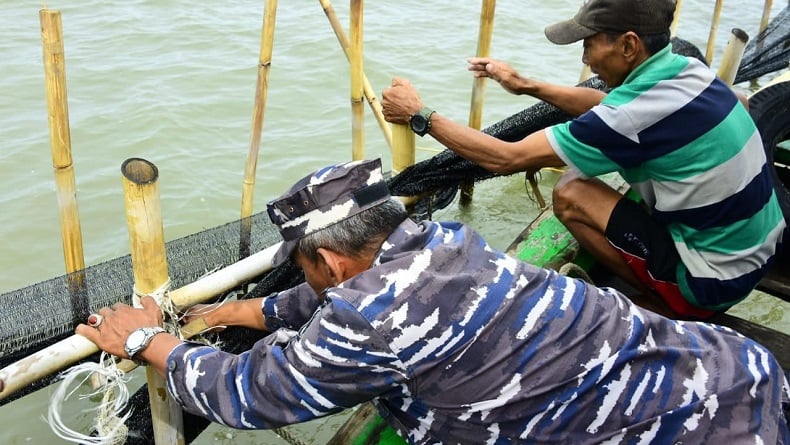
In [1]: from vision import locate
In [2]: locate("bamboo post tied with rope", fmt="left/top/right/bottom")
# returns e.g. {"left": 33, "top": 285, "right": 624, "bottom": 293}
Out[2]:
{"left": 319, "top": 0, "right": 392, "bottom": 151}
{"left": 39, "top": 9, "right": 86, "bottom": 281}
{"left": 0, "top": 241, "right": 282, "bottom": 403}
{"left": 460, "top": 0, "right": 496, "bottom": 207}
{"left": 350, "top": 0, "right": 365, "bottom": 160}
{"left": 240, "top": 0, "right": 278, "bottom": 259}
{"left": 121, "top": 158, "right": 186, "bottom": 445}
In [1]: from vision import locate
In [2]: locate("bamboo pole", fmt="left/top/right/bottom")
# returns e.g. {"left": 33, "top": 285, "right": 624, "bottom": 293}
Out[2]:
{"left": 717, "top": 28, "right": 749, "bottom": 86}
{"left": 391, "top": 124, "right": 416, "bottom": 175}
{"left": 578, "top": 65, "right": 592, "bottom": 83}
{"left": 670, "top": 0, "right": 683, "bottom": 37}
{"left": 460, "top": 0, "right": 496, "bottom": 207}
{"left": 240, "top": 0, "right": 278, "bottom": 259}
{"left": 319, "top": 0, "right": 392, "bottom": 151}
{"left": 759, "top": 0, "right": 773, "bottom": 35}
{"left": 39, "top": 10, "right": 86, "bottom": 278}
{"left": 121, "top": 158, "right": 185, "bottom": 445}
{"left": 350, "top": 0, "right": 364, "bottom": 160}
{"left": 705, "top": 0, "right": 725, "bottom": 65}
{"left": 0, "top": 242, "right": 281, "bottom": 403}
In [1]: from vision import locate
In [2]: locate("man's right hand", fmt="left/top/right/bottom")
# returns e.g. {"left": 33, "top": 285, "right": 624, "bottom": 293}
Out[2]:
{"left": 467, "top": 57, "right": 529, "bottom": 96}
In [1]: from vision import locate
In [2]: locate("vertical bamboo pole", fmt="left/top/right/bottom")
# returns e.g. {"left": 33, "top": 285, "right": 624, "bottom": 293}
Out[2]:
{"left": 319, "top": 0, "right": 392, "bottom": 151}
{"left": 39, "top": 10, "right": 85, "bottom": 278}
{"left": 717, "top": 28, "right": 749, "bottom": 86}
{"left": 350, "top": 0, "right": 365, "bottom": 160}
{"left": 759, "top": 0, "right": 773, "bottom": 35}
{"left": 121, "top": 158, "right": 185, "bottom": 445}
{"left": 391, "top": 124, "right": 415, "bottom": 175}
{"left": 578, "top": 65, "right": 592, "bottom": 83}
{"left": 240, "top": 0, "right": 278, "bottom": 259}
{"left": 670, "top": 0, "right": 683, "bottom": 37}
{"left": 460, "top": 0, "right": 496, "bottom": 207}
{"left": 705, "top": 0, "right": 725, "bottom": 65}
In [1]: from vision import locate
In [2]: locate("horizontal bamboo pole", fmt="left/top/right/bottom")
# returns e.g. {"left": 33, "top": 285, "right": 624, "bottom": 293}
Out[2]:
{"left": 0, "top": 242, "right": 281, "bottom": 402}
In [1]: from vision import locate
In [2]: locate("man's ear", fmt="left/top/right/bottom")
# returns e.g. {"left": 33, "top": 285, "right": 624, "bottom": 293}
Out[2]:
{"left": 621, "top": 32, "right": 641, "bottom": 60}
{"left": 316, "top": 247, "right": 344, "bottom": 285}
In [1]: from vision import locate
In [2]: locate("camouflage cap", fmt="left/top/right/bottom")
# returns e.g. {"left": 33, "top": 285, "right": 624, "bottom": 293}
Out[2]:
{"left": 267, "top": 158, "right": 390, "bottom": 266}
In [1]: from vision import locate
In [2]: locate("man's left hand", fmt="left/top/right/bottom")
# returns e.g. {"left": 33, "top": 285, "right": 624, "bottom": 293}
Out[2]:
{"left": 382, "top": 77, "right": 424, "bottom": 124}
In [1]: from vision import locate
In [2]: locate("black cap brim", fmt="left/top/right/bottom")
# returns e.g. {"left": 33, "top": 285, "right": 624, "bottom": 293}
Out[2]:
{"left": 544, "top": 19, "right": 598, "bottom": 45}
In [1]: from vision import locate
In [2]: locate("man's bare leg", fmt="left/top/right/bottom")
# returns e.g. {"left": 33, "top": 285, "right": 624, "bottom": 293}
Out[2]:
{"left": 552, "top": 170, "right": 676, "bottom": 318}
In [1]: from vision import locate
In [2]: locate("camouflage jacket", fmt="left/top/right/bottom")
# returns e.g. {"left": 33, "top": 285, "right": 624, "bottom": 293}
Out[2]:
{"left": 166, "top": 219, "right": 790, "bottom": 444}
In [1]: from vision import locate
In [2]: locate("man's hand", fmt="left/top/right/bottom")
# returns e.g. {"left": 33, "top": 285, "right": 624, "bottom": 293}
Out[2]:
{"left": 382, "top": 77, "right": 424, "bottom": 125}
{"left": 75, "top": 295, "right": 164, "bottom": 359}
{"left": 467, "top": 57, "right": 529, "bottom": 95}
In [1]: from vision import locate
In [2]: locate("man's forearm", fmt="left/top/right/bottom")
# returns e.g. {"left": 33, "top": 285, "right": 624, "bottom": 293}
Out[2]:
{"left": 520, "top": 79, "right": 605, "bottom": 117}
{"left": 427, "top": 113, "right": 563, "bottom": 174}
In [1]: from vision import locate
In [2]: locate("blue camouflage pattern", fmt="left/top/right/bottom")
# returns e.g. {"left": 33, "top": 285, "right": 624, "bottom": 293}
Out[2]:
{"left": 165, "top": 218, "right": 790, "bottom": 444}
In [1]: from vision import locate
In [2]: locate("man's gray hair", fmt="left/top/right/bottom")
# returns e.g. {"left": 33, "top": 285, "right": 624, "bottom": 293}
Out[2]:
{"left": 295, "top": 198, "right": 408, "bottom": 263}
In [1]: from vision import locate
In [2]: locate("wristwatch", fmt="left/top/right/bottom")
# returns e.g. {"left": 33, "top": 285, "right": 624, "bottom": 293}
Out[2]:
{"left": 409, "top": 107, "right": 435, "bottom": 137}
{"left": 124, "top": 326, "right": 166, "bottom": 364}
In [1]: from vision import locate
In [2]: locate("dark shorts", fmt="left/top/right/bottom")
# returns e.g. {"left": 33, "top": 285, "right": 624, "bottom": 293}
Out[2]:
{"left": 605, "top": 198, "right": 715, "bottom": 319}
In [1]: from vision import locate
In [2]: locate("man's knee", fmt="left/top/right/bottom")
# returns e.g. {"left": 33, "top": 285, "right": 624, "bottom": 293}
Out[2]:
{"left": 552, "top": 170, "right": 587, "bottom": 220}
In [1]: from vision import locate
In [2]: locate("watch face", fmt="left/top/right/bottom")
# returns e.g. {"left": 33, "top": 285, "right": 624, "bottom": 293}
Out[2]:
{"left": 410, "top": 115, "right": 428, "bottom": 133}
{"left": 127, "top": 329, "right": 146, "bottom": 348}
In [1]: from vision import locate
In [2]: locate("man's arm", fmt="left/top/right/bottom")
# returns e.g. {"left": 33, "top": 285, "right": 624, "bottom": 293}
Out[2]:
{"left": 466, "top": 57, "right": 606, "bottom": 116}
{"left": 182, "top": 298, "right": 269, "bottom": 331}
{"left": 381, "top": 77, "right": 565, "bottom": 174}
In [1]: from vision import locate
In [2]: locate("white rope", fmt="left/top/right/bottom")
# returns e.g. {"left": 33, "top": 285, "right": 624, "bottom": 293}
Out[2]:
{"left": 47, "top": 353, "right": 131, "bottom": 445}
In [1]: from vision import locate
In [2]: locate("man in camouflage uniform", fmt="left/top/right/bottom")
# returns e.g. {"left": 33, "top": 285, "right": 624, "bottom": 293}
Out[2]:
{"left": 79, "top": 158, "right": 789, "bottom": 444}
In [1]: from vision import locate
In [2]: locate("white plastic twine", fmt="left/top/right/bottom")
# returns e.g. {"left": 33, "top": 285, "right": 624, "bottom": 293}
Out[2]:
{"left": 47, "top": 352, "right": 132, "bottom": 445}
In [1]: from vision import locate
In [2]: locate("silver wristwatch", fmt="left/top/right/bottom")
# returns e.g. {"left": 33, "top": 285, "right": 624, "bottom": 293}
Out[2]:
{"left": 124, "top": 326, "right": 166, "bottom": 363}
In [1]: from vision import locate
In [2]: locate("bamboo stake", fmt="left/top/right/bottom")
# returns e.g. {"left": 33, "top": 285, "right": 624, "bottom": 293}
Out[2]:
{"left": 319, "top": 0, "right": 392, "bottom": 151}
{"left": 578, "top": 65, "right": 592, "bottom": 83}
{"left": 759, "top": 0, "right": 773, "bottom": 35}
{"left": 460, "top": 0, "right": 496, "bottom": 207}
{"left": 670, "top": 0, "right": 683, "bottom": 37}
{"left": 39, "top": 10, "right": 86, "bottom": 278}
{"left": 121, "top": 158, "right": 185, "bottom": 445}
{"left": 0, "top": 242, "right": 281, "bottom": 402}
{"left": 717, "top": 28, "right": 749, "bottom": 86}
{"left": 240, "top": 0, "right": 278, "bottom": 259}
{"left": 705, "top": 0, "right": 725, "bottom": 65}
{"left": 391, "top": 124, "right": 415, "bottom": 175}
{"left": 350, "top": 0, "right": 364, "bottom": 160}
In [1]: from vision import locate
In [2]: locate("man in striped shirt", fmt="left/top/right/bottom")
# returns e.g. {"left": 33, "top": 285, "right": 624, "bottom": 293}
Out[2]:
{"left": 382, "top": 0, "right": 786, "bottom": 319}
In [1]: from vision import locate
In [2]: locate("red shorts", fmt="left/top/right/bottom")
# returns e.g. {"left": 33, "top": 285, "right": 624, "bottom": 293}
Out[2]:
{"left": 605, "top": 198, "right": 716, "bottom": 319}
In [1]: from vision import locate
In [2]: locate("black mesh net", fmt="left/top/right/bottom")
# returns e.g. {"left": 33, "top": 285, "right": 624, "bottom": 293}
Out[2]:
{"left": 735, "top": 5, "right": 790, "bottom": 85}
